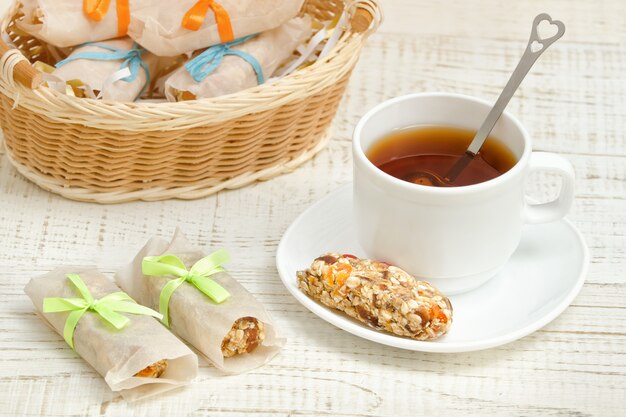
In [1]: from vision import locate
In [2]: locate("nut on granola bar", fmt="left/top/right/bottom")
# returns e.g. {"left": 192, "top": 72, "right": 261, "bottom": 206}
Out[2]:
{"left": 221, "top": 317, "right": 265, "bottom": 358}
{"left": 297, "top": 254, "right": 452, "bottom": 340}
{"left": 134, "top": 359, "right": 168, "bottom": 378}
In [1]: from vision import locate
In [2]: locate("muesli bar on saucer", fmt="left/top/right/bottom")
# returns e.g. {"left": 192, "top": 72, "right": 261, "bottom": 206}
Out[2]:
{"left": 297, "top": 254, "right": 452, "bottom": 340}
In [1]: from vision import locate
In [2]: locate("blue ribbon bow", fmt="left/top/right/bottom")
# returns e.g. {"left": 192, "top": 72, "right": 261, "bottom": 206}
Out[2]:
{"left": 185, "top": 35, "right": 265, "bottom": 84}
{"left": 56, "top": 42, "right": 151, "bottom": 98}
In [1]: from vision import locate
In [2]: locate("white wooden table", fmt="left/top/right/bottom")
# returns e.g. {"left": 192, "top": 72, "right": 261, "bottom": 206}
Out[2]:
{"left": 1, "top": 1, "right": 624, "bottom": 416}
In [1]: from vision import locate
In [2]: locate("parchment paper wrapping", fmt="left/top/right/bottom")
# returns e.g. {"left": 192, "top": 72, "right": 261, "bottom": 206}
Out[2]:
{"left": 24, "top": 267, "right": 198, "bottom": 401}
{"left": 164, "top": 16, "right": 311, "bottom": 101}
{"left": 16, "top": 0, "right": 157, "bottom": 48}
{"left": 116, "top": 230, "right": 285, "bottom": 374}
{"left": 51, "top": 38, "right": 162, "bottom": 102}
{"left": 128, "top": 0, "right": 305, "bottom": 56}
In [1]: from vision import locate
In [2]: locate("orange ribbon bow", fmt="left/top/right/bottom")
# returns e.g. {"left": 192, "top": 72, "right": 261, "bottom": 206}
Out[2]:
{"left": 182, "top": 0, "right": 234, "bottom": 42}
{"left": 83, "top": 0, "right": 130, "bottom": 37}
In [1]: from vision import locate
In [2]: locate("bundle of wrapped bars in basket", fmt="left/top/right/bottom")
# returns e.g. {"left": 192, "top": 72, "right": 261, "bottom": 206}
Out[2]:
{"left": 0, "top": 0, "right": 380, "bottom": 203}
{"left": 6, "top": 0, "right": 358, "bottom": 102}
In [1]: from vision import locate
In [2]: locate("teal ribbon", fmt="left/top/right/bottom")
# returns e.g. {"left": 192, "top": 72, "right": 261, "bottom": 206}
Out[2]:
{"left": 55, "top": 42, "right": 151, "bottom": 97}
{"left": 43, "top": 273, "right": 162, "bottom": 349}
{"left": 185, "top": 35, "right": 265, "bottom": 84}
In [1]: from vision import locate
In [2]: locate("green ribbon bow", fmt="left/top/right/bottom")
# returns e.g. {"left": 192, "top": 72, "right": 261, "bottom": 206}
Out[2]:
{"left": 141, "top": 249, "right": 231, "bottom": 327}
{"left": 43, "top": 273, "right": 163, "bottom": 349}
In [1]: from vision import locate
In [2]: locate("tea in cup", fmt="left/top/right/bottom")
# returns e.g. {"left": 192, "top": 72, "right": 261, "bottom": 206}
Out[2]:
{"left": 352, "top": 93, "right": 575, "bottom": 294}
{"left": 367, "top": 125, "right": 517, "bottom": 187}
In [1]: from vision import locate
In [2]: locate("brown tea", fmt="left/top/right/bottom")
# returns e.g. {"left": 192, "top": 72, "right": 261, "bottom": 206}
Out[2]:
{"left": 366, "top": 125, "right": 517, "bottom": 187}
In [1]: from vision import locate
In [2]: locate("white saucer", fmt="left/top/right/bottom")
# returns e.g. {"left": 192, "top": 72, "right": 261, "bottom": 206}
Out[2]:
{"left": 276, "top": 184, "right": 589, "bottom": 352}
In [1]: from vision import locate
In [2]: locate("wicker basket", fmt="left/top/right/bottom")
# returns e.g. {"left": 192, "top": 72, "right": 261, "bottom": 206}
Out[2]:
{"left": 0, "top": 0, "right": 381, "bottom": 203}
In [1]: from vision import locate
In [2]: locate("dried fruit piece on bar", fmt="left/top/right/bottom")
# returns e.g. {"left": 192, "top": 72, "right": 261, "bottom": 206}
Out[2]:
{"left": 134, "top": 359, "right": 168, "bottom": 378}
{"left": 221, "top": 317, "right": 266, "bottom": 358}
{"left": 297, "top": 254, "right": 452, "bottom": 340}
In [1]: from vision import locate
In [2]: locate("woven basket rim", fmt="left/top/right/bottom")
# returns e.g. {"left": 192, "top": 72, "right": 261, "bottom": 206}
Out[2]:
{"left": 0, "top": 0, "right": 381, "bottom": 128}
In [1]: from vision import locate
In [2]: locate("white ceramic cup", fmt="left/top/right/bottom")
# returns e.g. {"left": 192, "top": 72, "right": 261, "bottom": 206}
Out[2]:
{"left": 353, "top": 93, "right": 575, "bottom": 294}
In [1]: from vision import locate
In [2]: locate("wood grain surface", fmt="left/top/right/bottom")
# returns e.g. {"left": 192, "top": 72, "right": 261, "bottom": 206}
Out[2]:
{"left": 0, "top": 0, "right": 624, "bottom": 416}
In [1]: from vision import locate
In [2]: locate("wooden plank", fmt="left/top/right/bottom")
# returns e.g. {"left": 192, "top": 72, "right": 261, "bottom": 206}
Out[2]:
{"left": 378, "top": 0, "right": 626, "bottom": 44}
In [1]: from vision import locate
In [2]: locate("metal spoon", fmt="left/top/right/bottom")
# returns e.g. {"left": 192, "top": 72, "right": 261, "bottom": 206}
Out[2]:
{"left": 411, "top": 13, "right": 565, "bottom": 187}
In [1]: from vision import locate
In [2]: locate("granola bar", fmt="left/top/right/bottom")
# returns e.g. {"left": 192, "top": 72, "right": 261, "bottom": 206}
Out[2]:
{"left": 297, "top": 254, "right": 452, "bottom": 340}
{"left": 221, "top": 317, "right": 265, "bottom": 358}
{"left": 117, "top": 231, "right": 284, "bottom": 373}
{"left": 134, "top": 359, "right": 168, "bottom": 378}
{"left": 25, "top": 268, "right": 197, "bottom": 399}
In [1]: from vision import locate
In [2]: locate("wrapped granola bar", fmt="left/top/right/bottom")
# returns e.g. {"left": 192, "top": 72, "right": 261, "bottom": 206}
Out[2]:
{"left": 16, "top": 0, "right": 157, "bottom": 48}
{"left": 50, "top": 37, "right": 178, "bottom": 102}
{"left": 164, "top": 16, "right": 311, "bottom": 101}
{"left": 116, "top": 230, "right": 285, "bottom": 374}
{"left": 297, "top": 254, "right": 453, "bottom": 340}
{"left": 128, "top": 0, "right": 305, "bottom": 56}
{"left": 24, "top": 268, "right": 198, "bottom": 400}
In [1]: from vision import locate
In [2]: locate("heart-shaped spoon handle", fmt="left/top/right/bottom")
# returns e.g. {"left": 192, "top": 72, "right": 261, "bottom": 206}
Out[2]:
{"left": 445, "top": 13, "right": 566, "bottom": 182}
